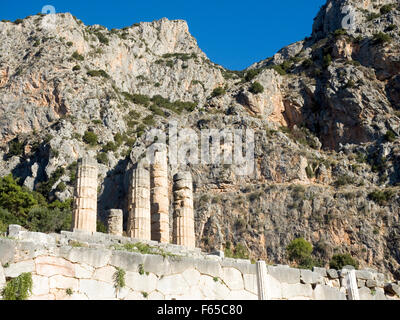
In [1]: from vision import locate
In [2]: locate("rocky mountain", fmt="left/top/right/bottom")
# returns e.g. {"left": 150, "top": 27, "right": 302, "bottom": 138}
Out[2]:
{"left": 0, "top": 0, "right": 400, "bottom": 279}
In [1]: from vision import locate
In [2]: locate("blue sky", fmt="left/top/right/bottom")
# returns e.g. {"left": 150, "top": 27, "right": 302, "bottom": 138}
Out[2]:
{"left": 1, "top": 0, "right": 326, "bottom": 70}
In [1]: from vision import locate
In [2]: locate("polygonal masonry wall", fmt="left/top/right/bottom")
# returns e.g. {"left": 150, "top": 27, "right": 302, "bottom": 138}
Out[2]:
{"left": 0, "top": 227, "right": 399, "bottom": 301}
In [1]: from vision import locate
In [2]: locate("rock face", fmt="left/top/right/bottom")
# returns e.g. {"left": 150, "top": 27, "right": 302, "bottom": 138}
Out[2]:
{"left": 0, "top": 1, "right": 400, "bottom": 279}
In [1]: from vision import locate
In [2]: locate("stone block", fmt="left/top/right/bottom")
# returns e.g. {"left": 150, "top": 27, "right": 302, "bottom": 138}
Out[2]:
{"left": 220, "top": 267, "right": 244, "bottom": 291}
{"left": 125, "top": 290, "right": 147, "bottom": 300}
{"left": 198, "top": 275, "right": 230, "bottom": 300}
{"left": 220, "top": 259, "right": 256, "bottom": 275}
{"left": 195, "top": 259, "right": 222, "bottom": 278}
{"left": 265, "top": 274, "right": 282, "bottom": 300}
{"left": 29, "top": 293, "right": 55, "bottom": 300}
{"left": 0, "top": 239, "right": 16, "bottom": 265}
{"left": 157, "top": 274, "right": 187, "bottom": 296}
{"left": 327, "top": 269, "right": 338, "bottom": 279}
{"left": 4, "top": 260, "right": 35, "bottom": 278}
{"left": 356, "top": 270, "right": 373, "bottom": 280}
{"left": 125, "top": 271, "right": 157, "bottom": 293}
{"left": 358, "top": 286, "right": 373, "bottom": 300}
{"left": 267, "top": 265, "right": 300, "bottom": 284}
{"left": 313, "top": 285, "right": 346, "bottom": 300}
{"left": 32, "top": 275, "right": 49, "bottom": 296}
{"left": 282, "top": 283, "right": 313, "bottom": 300}
{"left": 79, "top": 279, "right": 116, "bottom": 299}
{"left": 357, "top": 279, "right": 366, "bottom": 288}
{"left": 366, "top": 279, "right": 377, "bottom": 288}
{"left": 148, "top": 291, "right": 165, "bottom": 300}
{"left": 0, "top": 265, "right": 5, "bottom": 288}
{"left": 65, "top": 247, "right": 111, "bottom": 268}
{"left": 35, "top": 256, "right": 75, "bottom": 277}
{"left": 74, "top": 263, "right": 94, "bottom": 279}
{"left": 227, "top": 290, "right": 257, "bottom": 300}
{"left": 300, "top": 269, "right": 323, "bottom": 285}
{"left": 93, "top": 266, "right": 116, "bottom": 283}
{"left": 7, "top": 225, "right": 23, "bottom": 237}
{"left": 143, "top": 254, "right": 171, "bottom": 275}
{"left": 109, "top": 251, "right": 145, "bottom": 272}
{"left": 312, "top": 267, "right": 327, "bottom": 277}
{"left": 243, "top": 273, "right": 257, "bottom": 295}
{"left": 49, "top": 275, "right": 79, "bottom": 290}
{"left": 182, "top": 268, "right": 201, "bottom": 287}
{"left": 18, "top": 231, "right": 56, "bottom": 245}
{"left": 166, "top": 257, "right": 196, "bottom": 275}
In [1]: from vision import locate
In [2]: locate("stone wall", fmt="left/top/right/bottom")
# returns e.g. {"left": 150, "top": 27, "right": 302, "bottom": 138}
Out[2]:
{"left": 0, "top": 226, "right": 399, "bottom": 300}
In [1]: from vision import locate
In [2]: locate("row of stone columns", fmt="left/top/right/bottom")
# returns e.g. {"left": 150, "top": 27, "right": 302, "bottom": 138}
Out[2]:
{"left": 72, "top": 152, "right": 196, "bottom": 249}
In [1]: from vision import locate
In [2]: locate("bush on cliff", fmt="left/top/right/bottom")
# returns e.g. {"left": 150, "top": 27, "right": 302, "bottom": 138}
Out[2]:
{"left": 0, "top": 175, "right": 72, "bottom": 233}
{"left": 286, "top": 238, "right": 314, "bottom": 268}
{"left": 329, "top": 254, "right": 358, "bottom": 270}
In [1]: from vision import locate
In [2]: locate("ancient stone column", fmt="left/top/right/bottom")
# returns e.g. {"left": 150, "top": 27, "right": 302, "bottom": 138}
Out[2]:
{"left": 345, "top": 269, "right": 360, "bottom": 300}
{"left": 172, "top": 172, "right": 195, "bottom": 248}
{"left": 107, "top": 209, "right": 123, "bottom": 236}
{"left": 150, "top": 144, "right": 170, "bottom": 243}
{"left": 256, "top": 261, "right": 268, "bottom": 300}
{"left": 127, "top": 160, "right": 151, "bottom": 240}
{"left": 72, "top": 157, "right": 98, "bottom": 233}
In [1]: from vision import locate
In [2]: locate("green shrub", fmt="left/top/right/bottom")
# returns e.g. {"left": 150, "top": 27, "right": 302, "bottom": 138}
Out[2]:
{"left": 249, "top": 81, "right": 264, "bottom": 94}
{"left": 14, "top": 19, "right": 23, "bottom": 25}
{"left": 386, "top": 24, "right": 397, "bottom": 32}
{"left": 385, "top": 130, "right": 396, "bottom": 142}
{"left": 87, "top": 70, "right": 110, "bottom": 78}
{"left": 96, "top": 152, "right": 108, "bottom": 164}
{"left": 66, "top": 41, "right": 73, "bottom": 47}
{"left": 373, "top": 32, "right": 392, "bottom": 44}
{"left": 7, "top": 139, "right": 24, "bottom": 158}
{"left": 368, "top": 189, "right": 394, "bottom": 206}
{"left": 334, "top": 28, "right": 348, "bottom": 37}
{"left": 72, "top": 51, "right": 84, "bottom": 61}
{"left": 55, "top": 182, "right": 66, "bottom": 192}
{"left": 72, "top": 65, "right": 81, "bottom": 71}
{"left": 380, "top": 4, "right": 394, "bottom": 15}
{"left": 122, "top": 92, "right": 150, "bottom": 107}
{"left": 1, "top": 273, "right": 32, "bottom": 300}
{"left": 329, "top": 254, "right": 358, "bottom": 270}
{"left": 97, "top": 220, "right": 107, "bottom": 233}
{"left": 244, "top": 69, "right": 261, "bottom": 82}
{"left": 323, "top": 54, "right": 332, "bottom": 68}
{"left": 286, "top": 238, "right": 313, "bottom": 267}
{"left": 302, "top": 59, "right": 313, "bottom": 69}
{"left": 224, "top": 242, "right": 249, "bottom": 259}
{"left": 113, "top": 268, "right": 126, "bottom": 290}
{"left": 334, "top": 175, "right": 355, "bottom": 187}
{"left": 366, "top": 12, "right": 381, "bottom": 21}
{"left": 83, "top": 131, "right": 98, "bottom": 146}
{"left": 271, "top": 64, "right": 286, "bottom": 75}
{"left": 94, "top": 32, "right": 109, "bottom": 45}
{"left": 211, "top": 87, "right": 226, "bottom": 98}
{"left": 142, "top": 115, "right": 155, "bottom": 126}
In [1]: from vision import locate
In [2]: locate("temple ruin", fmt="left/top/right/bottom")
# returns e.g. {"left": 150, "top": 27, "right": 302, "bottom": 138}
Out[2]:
{"left": 72, "top": 146, "right": 196, "bottom": 248}
{"left": 72, "top": 157, "right": 98, "bottom": 233}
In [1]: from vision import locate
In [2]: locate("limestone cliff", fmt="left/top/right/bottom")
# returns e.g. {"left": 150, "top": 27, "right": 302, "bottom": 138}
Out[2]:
{"left": 0, "top": 1, "right": 400, "bottom": 280}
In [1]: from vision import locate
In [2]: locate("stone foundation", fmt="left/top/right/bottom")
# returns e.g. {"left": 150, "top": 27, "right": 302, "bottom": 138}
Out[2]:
{"left": 0, "top": 226, "right": 399, "bottom": 301}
